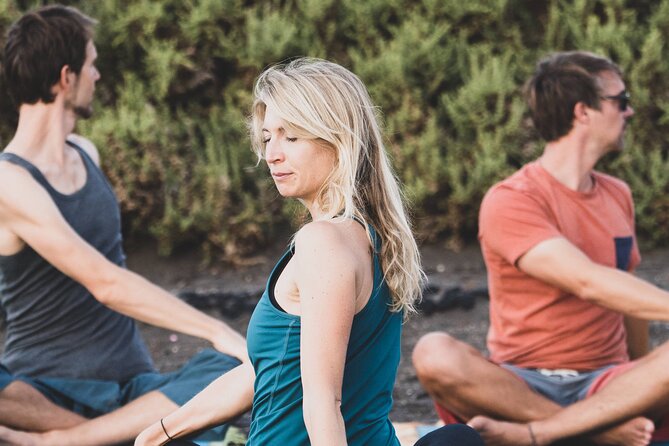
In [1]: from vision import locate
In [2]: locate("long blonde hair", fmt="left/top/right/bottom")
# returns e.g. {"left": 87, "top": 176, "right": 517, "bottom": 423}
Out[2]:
{"left": 250, "top": 58, "right": 424, "bottom": 314}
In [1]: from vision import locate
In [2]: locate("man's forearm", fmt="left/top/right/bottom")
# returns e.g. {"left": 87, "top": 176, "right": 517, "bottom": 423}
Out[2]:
{"left": 583, "top": 263, "right": 669, "bottom": 321}
{"left": 91, "top": 266, "right": 247, "bottom": 360}
{"left": 624, "top": 316, "right": 649, "bottom": 359}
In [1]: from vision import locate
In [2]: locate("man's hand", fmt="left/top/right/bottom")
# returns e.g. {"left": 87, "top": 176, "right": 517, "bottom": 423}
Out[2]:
{"left": 211, "top": 325, "right": 249, "bottom": 364}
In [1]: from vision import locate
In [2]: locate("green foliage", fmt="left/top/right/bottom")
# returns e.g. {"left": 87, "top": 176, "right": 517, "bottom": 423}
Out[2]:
{"left": 2, "top": 0, "right": 669, "bottom": 259}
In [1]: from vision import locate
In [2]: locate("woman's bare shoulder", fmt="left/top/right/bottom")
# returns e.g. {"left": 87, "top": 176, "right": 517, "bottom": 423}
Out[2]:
{"left": 294, "top": 219, "right": 370, "bottom": 268}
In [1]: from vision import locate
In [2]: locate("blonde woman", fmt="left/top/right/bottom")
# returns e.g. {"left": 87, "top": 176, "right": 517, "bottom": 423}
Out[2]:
{"left": 135, "top": 58, "right": 482, "bottom": 446}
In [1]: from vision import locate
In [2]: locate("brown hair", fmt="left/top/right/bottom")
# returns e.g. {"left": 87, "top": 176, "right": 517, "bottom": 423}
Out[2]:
{"left": 3, "top": 4, "right": 96, "bottom": 106}
{"left": 525, "top": 51, "right": 622, "bottom": 142}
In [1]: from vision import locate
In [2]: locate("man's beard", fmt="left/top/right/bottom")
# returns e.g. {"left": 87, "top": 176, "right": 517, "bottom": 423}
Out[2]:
{"left": 65, "top": 85, "right": 94, "bottom": 120}
{"left": 615, "top": 125, "right": 628, "bottom": 151}
{"left": 73, "top": 104, "right": 93, "bottom": 119}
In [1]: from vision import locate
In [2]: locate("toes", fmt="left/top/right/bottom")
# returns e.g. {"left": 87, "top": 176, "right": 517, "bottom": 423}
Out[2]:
{"left": 467, "top": 415, "right": 491, "bottom": 431}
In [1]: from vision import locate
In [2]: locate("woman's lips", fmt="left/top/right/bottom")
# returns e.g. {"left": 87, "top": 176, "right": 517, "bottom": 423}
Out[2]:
{"left": 272, "top": 172, "right": 292, "bottom": 180}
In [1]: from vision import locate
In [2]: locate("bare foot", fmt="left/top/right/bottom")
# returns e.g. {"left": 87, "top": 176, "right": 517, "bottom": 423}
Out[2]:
{"left": 468, "top": 416, "right": 536, "bottom": 446}
{"left": 469, "top": 415, "right": 654, "bottom": 446}
{"left": 591, "top": 416, "right": 654, "bottom": 446}
{"left": 0, "top": 426, "right": 42, "bottom": 446}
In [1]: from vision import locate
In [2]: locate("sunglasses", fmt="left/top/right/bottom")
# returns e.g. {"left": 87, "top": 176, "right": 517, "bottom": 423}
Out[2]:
{"left": 601, "top": 90, "right": 630, "bottom": 112}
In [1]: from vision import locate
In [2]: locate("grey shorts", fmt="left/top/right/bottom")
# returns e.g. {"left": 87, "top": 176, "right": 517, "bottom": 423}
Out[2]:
{"left": 502, "top": 363, "right": 614, "bottom": 407}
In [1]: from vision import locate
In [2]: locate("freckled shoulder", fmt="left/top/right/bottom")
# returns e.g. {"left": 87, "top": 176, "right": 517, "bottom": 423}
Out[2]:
{"left": 295, "top": 220, "right": 345, "bottom": 245}
{"left": 294, "top": 220, "right": 363, "bottom": 264}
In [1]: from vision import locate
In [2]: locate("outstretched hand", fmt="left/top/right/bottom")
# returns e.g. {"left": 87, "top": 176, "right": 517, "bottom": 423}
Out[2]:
{"left": 211, "top": 325, "right": 249, "bottom": 364}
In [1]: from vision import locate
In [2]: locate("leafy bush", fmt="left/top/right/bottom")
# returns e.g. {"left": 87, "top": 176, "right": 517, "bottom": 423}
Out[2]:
{"left": 1, "top": 0, "right": 668, "bottom": 259}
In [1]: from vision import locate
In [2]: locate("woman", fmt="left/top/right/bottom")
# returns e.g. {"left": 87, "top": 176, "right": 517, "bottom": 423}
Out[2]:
{"left": 135, "top": 58, "right": 482, "bottom": 446}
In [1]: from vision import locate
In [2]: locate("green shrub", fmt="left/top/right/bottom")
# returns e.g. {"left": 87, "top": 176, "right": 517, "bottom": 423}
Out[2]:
{"left": 1, "top": 0, "right": 668, "bottom": 259}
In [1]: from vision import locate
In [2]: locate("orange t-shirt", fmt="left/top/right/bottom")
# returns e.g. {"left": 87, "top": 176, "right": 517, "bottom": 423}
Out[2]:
{"left": 479, "top": 161, "right": 639, "bottom": 371}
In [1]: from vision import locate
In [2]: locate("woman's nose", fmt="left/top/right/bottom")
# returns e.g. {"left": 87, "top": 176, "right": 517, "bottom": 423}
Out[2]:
{"left": 265, "top": 139, "right": 284, "bottom": 163}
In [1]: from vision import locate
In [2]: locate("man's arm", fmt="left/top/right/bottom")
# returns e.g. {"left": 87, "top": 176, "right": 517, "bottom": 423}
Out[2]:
{"left": 0, "top": 163, "right": 247, "bottom": 362}
{"left": 518, "top": 237, "right": 669, "bottom": 321}
{"left": 66, "top": 134, "right": 100, "bottom": 165}
{"left": 623, "top": 316, "right": 649, "bottom": 359}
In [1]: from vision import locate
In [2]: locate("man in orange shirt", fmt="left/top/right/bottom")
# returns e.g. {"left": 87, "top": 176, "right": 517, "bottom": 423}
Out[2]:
{"left": 413, "top": 51, "right": 669, "bottom": 445}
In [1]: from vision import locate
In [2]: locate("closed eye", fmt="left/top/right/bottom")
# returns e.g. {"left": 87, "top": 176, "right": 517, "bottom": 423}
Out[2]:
{"left": 286, "top": 137, "right": 297, "bottom": 142}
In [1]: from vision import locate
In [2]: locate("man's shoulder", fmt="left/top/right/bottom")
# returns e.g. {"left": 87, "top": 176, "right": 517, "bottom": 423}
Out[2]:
{"left": 592, "top": 170, "right": 632, "bottom": 195}
{"left": 67, "top": 134, "right": 100, "bottom": 166}
{"left": 479, "top": 163, "right": 554, "bottom": 239}
{"left": 483, "top": 163, "right": 543, "bottom": 206}
{"left": 0, "top": 161, "right": 48, "bottom": 217}
{"left": 0, "top": 159, "right": 36, "bottom": 193}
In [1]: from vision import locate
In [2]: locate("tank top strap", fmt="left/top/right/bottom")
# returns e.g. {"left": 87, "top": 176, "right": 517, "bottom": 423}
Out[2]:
{"left": 349, "top": 216, "right": 381, "bottom": 254}
{"left": 64, "top": 140, "right": 115, "bottom": 196}
{"left": 367, "top": 224, "right": 380, "bottom": 253}
{"left": 0, "top": 152, "right": 51, "bottom": 189}
{"left": 65, "top": 139, "right": 96, "bottom": 169}
{"left": 0, "top": 140, "right": 104, "bottom": 199}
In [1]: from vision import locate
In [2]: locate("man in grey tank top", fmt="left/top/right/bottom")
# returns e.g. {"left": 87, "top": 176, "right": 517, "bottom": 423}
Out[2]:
{"left": 0, "top": 5, "right": 248, "bottom": 445}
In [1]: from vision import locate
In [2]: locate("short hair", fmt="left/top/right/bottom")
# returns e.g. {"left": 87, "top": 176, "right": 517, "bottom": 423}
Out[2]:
{"left": 250, "top": 58, "right": 424, "bottom": 314}
{"left": 3, "top": 4, "right": 96, "bottom": 106}
{"left": 525, "top": 51, "right": 622, "bottom": 142}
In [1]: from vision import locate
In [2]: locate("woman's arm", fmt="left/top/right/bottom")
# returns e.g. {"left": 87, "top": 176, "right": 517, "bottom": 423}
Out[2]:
{"left": 295, "top": 222, "right": 361, "bottom": 446}
{"left": 135, "top": 363, "right": 254, "bottom": 446}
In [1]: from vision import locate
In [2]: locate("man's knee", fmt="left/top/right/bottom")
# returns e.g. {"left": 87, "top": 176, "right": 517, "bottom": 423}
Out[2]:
{"left": 412, "top": 332, "right": 475, "bottom": 386}
{"left": 644, "top": 341, "right": 669, "bottom": 383}
{"left": 0, "top": 380, "right": 38, "bottom": 401}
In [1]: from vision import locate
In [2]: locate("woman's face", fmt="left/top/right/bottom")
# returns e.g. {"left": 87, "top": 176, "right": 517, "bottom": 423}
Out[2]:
{"left": 261, "top": 104, "right": 336, "bottom": 214}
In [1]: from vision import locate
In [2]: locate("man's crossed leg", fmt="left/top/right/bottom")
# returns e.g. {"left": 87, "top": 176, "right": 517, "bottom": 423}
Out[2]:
{"left": 0, "top": 349, "right": 240, "bottom": 446}
{"left": 413, "top": 333, "right": 665, "bottom": 446}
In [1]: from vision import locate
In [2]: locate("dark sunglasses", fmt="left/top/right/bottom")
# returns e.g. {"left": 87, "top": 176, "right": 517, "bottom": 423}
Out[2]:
{"left": 601, "top": 90, "right": 630, "bottom": 112}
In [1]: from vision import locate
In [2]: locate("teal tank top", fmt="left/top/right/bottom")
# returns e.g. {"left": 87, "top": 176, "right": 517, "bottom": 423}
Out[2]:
{"left": 246, "top": 227, "right": 402, "bottom": 446}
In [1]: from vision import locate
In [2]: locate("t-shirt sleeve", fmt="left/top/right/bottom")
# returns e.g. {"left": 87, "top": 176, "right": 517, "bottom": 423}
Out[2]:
{"left": 479, "top": 185, "right": 562, "bottom": 266}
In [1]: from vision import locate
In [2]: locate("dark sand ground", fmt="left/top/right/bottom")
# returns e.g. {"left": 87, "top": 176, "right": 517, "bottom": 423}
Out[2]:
{"left": 126, "top": 239, "right": 669, "bottom": 427}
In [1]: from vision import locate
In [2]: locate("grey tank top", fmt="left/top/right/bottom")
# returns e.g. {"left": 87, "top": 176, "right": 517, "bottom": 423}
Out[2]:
{"left": 0, "top": 141, "right": 154, "bottom": 381}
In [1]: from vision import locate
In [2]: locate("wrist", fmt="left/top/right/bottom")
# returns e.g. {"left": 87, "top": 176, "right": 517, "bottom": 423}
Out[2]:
{"left": 208, "top": 319, "right": 229, "bottom": 343}
{"left": 161, "top": 418, "right": 175, "bottom": 442}
{"left": 136, "top": 422, "right": 170, "bottom": 446}
{"left": 528, "top": 422, "right": 552, "bottom": 446}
